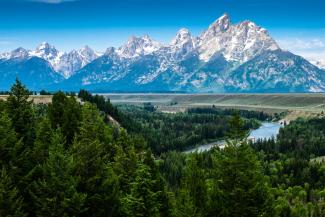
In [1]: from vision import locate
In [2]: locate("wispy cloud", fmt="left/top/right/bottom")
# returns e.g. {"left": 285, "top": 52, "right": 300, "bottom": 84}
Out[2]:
{"left": 278, "top": 38, "right": 325, "bottom": 66}
{"left": 28, "top": 0, "right": 77, "bottom": 4}
{"left": 278, "top": 38, "right": 325, "bottom": 51}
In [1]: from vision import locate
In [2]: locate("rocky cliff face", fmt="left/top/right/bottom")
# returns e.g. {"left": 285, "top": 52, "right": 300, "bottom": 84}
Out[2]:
{"left": 1, "top": 13, "right": 324, "bottom": 92}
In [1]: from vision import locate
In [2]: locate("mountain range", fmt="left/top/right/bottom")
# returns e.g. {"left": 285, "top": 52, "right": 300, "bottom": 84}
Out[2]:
{"left": 1, "top": 13, "right": 325, "bottom": 93}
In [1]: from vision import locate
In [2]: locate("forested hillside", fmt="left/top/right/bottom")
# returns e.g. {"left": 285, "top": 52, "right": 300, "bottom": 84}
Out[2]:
{"left": 1, "top": 80, "right": 325, "bottom": 216}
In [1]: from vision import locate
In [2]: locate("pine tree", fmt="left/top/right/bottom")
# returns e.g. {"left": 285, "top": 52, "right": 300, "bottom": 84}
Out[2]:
{"left": 62, "top": 96, "right": 82, "bottom": 145}
{"left": 0, "top": 167, "right": 26, "bottom": 217}
{"left": 0, "top": 100, "right": 6, "bottom": 112}
{"left": 2, "top": 81, "right": 37, "bottom": 211}
{"left": 121, "top": 163, "right": 161, "bottom": 217}
{"left": 48, "top": 91, "right": 68, "bottom": 129}
{"left": 176, "top": 188, "right": 197, "bottom": 217}
{"left": 216, "top": 143, "right": 273, "bottom": 217}
{"left": 213, "top": 112, "right": 274, "bottom": 216}
{"left": 72, "top": 139, "right": 120, "bottom": 217}
{"left": 180, "top": 154, "right": 207, "bottom": 217}
{"left": 113, "top": 130, "right": 139, "bottom": 192}
{"left": 226, "top": 112, "right": 247, "bottom": 144}
{"left": 0, "top": 111, "right": 20, "bottom": 168}
{"left": 31, "top": 117, "right": 53, "bottom": 164}
{"left": 6, "top": 78, "right": 35, "bottom": 145}
{"left": 76, "top": 102, "right": 113, "bottom": 145}
{"left": 48, "top": 92, "right": 82, "bottom": 145}
{"left": 30, "top": 130, "right": 86, "bottom": 217}
{"left": 143, "top": 151, "right": 176, "bottom": 217}
{"left": 72, "top": 103, "right": 120, "bottom": 217}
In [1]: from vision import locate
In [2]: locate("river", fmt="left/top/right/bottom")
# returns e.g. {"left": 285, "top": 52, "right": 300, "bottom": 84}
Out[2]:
{"left": 184, "top": 122, "right": 282, "bottom": 153}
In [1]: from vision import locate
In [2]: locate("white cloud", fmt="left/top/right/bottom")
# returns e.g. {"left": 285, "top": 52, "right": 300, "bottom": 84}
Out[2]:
{"left": 28, "top": 0, "right": 77, "bottom": 4}
{"left": 307, "top": 57, "right": 325, "bottom": 69}
{"left": 278, "top": 38, "right": 325, "bottom": 51}
{"left": 277, "top": 38, "right": 325, "bottom": 69}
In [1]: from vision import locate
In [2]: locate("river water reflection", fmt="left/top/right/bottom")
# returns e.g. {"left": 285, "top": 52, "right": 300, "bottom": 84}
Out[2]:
{"left": 184, "top": 122, "right": 282, "bottom": 153}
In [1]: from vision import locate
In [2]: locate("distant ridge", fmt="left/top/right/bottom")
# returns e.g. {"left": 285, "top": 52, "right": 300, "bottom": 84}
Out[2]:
{"left": 1, "top": 13, "right": 325, "bottom": 92}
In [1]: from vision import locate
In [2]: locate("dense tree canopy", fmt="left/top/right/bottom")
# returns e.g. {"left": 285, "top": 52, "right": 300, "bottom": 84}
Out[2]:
{"left": 2, "top": 79, "right": 325, "bottom": 216}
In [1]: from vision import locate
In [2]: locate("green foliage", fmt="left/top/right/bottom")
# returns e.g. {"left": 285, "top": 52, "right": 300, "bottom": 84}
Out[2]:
{"left": 0, "top": 111, "right": 20, "bottom": 168}
{"left": 113, "top": 130, "right": 139, "bottom": 192}
{"left": 3, "top": 82, "right": 325, "bottom": 216}
{"left": 216, "top": 144, "right": 273, "bottom": 217}
{"left": 0, "top": 168, "right": 26, "bottom": 217}
{"left": 48, "top": 91, "right": 67, "bottom": 128}
{"left": 72, "top": 103, "right": 120, "bottom": 216}
{"left": 143, "top": 102, "right": 156, "bottom": 112}
{"left": 121, "top": 163, "right": 161, "bottom": 217}
{"left": 118, "top": 105, "right": 260, "bottom": 153}
{"left": 78, "top": 89, "right": 120, "bottom": 122}
{"left": 250, "top": 116, "right": 325, "bottom": 215}
{"left": 0, "top": 99, "right": 6, "bottom": 112}
{"left": 226, "top": 112, "right": 248, "bottom": 141}
{"left": 6, "top": 78, "right": 35, "bottom": 144}
{"left": 48, "top": 92, "right": 81, "bottom": 144}
{"left": 31, "top": 117, "right": 52, "bottom": 164}
{"left": 180, "top": 155, "right": 207, "bottom": 216}
{"left": 39, "top": 90, "right": 51, "bottom": 95}
{"left": 62, "top": 96, "right": 82, "bottom": 144}
{"left": 188, "top": 107, "right": 272, "bottom": 121}
{"left": 121, "top": 151, "right": 175, "bottom": 217}
{"left": 30, "top": 130, "right": 86, "bottom": 217}
{"left": 159, "top": 151, "right": 186, "bottom": 188}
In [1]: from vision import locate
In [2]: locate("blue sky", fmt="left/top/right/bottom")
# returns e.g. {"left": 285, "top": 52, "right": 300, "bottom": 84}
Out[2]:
{"left": 0, "top": 0, "right": 325, "bottom": 60}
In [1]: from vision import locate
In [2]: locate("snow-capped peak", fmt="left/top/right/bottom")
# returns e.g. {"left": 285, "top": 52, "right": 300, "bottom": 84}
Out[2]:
{"left": 37, "top": 42, "right": 56, "bottom": 51}
{"left": 51, "top": 45, "right": 101, "bottom": 78}
{"left": 169, "top": 28, "right": 196, "bottom": 58}
{"left": 198, "top": 13, "right": 279, "bottom": 62}
{"left": 105, "top": 47, "right": 116, "bottom": 55}
{"left": 31, "top": 42, "right": 60, "bottom": 60}
{"left": 10, "top": 47, "right": 30, "bottom": 59}
{"left": 79, "top": 45, "right": 97, "bottom": 56}
{"left": 209, "top": 13, "right": 231, "bottom": 32}
{"left": 77, "top": 45, "right": 99, "bottom": 62}
{"left": 117, "top": 35, "right": 162, "bottom": 58}
{"left": 0, "top": 52, "right": 10, "bottom": 60}
{"left": 16, "top": 43, "right": 101, "bottom": 78}
{"left": 170, "top": 28, "right": 193, "bottom": 46}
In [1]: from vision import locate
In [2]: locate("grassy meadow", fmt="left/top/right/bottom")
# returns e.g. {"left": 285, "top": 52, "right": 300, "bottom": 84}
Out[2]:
{"left": 102, "top": 93, "right": 325, "bottom": 119}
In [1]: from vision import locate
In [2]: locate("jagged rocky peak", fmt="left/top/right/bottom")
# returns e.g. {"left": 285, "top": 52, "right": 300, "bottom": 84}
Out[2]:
{"left": 203, "top": 13, "right": 231, "bottom": 38}
{"left": 171, "top": 28, "right": 192, "bottom": 45}
{"left": 36, "top": 41, "right": 55, "bottom": 50}
{"left": 80, "top": 45, "right": 92, "bottom": 52}
{"left": 34, "top": 41, "right": 59, "bottom": 57}
{"left": 197, "top": 14, "right": 229, "bottom": 52}
{"left": 117, "top": 35, "right": 162, "bottom": 58}
{"left": 169, "top": 28, "right": 196, "bottom": 58}
{"left": 79, "top": 45, "right": 95, "bottom": 55}
{"left": 235, "top": 20, "right": 271, "bottom": 39}
{"left": 105, "top": 47, "right": 116, "bottom": 55}
{"left": 198, "top": 13, "right": 280, "bottom": 62}
{"left": 234, "top": 20, "right": 280, "bottom": 53}
{"left": 77, "top": 45, "right": 99, "bottom": 61}
{"left": 54, "top": 45, "right": 101, "bottom": 79}
{"left": 211, "top": 13, "right": 231, "bottom": 31}
{"left": 1, "top": 13, "right": 324, "bottom": 94}
{"left": 10, "top": 47, "right": 29, "bottom": 59}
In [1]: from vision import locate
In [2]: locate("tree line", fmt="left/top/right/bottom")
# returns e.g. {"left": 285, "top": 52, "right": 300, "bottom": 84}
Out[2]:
{"left": 2, "top": 79, "right": 325, "bottom": 216}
